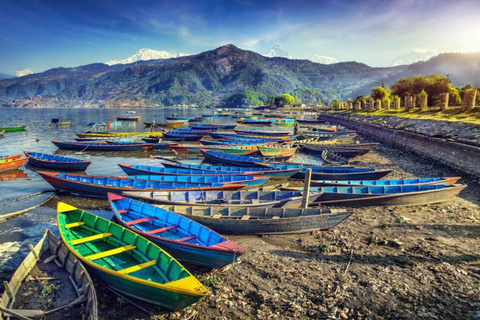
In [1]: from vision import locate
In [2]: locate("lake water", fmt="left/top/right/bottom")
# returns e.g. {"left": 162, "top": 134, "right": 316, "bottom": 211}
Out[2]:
{"left": 0, "top": 107, "right": 316, "bottom": 245}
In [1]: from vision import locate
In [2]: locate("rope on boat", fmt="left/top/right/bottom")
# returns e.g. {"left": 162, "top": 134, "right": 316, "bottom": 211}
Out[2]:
{"left": 0, "top": 191, "right": 55, "bottom": 223}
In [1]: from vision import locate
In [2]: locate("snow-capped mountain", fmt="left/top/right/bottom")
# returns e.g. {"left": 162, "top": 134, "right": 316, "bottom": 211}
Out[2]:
{"left": 391, "top": 48, "right": 437, "bottom": 66}
{"left": 14, "top": 69, "right": 34, "bottom": 77}
{"left": 105, "top": 48, "right": 189, "bottom": 66}
{"left": 265, "top": 43, "right": 295, "bottom": 59}
{"left": 265, "top": 43, "right": 338, "bottom": 64}
{"left": 310, "top": 55, "right": 339, "bottom": 64}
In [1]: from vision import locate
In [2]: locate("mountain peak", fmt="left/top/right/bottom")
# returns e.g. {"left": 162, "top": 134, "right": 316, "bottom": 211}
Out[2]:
{"left": 14, "top": 69, "right": 34, "bottom": 77}
{"left": 105, "top": 48, "right": 189, "bottom": 66}
{"left": 265, "top": 43, "right": 294, "bottom": 59}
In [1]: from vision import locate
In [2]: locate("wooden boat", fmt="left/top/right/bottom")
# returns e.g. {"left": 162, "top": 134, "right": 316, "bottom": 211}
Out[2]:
{"left": 24, "top": 151, "right": 91, "bottom": 171}
{"left": 302, "top": 144, "right": 371, "bottom": 158}
{"left": 321, "top": 150, "right": 350, "bottom": 165}
{"left": 57, "top": 121, "right": 71, "bottom": 127}
{"left": 38, "top": 171, "right": 246, "bottom": 198}
{"left": 200, "top": 139, "right": 276, "bottom": 146}
{"left": 116, "top": 111, "right": 141, "bottom": 121}
{"left": 122, "top": 190, "right": 324, "bottom": 209}
{"left": 201, "top": 149, "right": 274, "bottom": 168}
{"left": 0, "top": 157, "right": 28, "bottom": 173}
{"left": 0, "top": 154, "right": 22, "bottom": 161}
{"left": 190, "top": 124, "right": 236, "bottom": 130}
{"left": 125, "top": 174, "right": 269, "bottom": 188}
{"left": 269, "top": 164, "right": 392, "bottom": 180}
{"left": 0, "top": 125, "right": 26, "bottom": 132}
{"left": 210, "top": 132, "right": 289, "bottom": 141}
{"left": 52, "top": 141, "right": 154, "bottom": 151}
{"left": 202, "top": 114, "right": 219, "bottom": 118}
{"left": 301, "top": 140, "right": 379, "bottom": 149}
{"left": 300, "top": 133, "right": 356, "bottom": 142}
{"left": 311, "top": 177, "right": 461, "bottom": 187}
{"left": 277, "top": 119, "right": 295, "bottom": 126}
{"left": 57, "top": 202, "right": 208, "bottom": 309}
{"left": 188, "top": 118, "right": 203, "bottom": 123}
{"left": 0, "top": 229, "right": 98, "bottom": 320}
{"left": 296, "top": 119, "right": 326, "bottom": 124}
{"left": 306, "top": 184, "right": 467, "bottom": 207}
{"left": 153, "top": 142, "right": 177, "bottom": 150}
{"left": 118, "top": 163, "right": 266, "bottom": 177}
{"left": 144, "top": 121, "right": 185, "bottom": 129}
{"left": 160, "top": 161, "right": 300, "bottom": 179}
{"left": 157, "top": 206, "right": 353, "bottom": 235}
{"left": 166, "top": 116, "right": 196, "bottom": 121}
{"left": 237, "top": 119, "right": 272, "bottom": 125}
{"left": 108, "top": 194, "right": 245, "bottom": 268}
{"left": 76, "top": 132, "right": 163, "bottom": 138}
{"left": 163, "top": 133, "right": 203, "bottom": 141}
{"left": 170, "top": 128, "right": 215, "bottom": 135}
{"left": 234, "top": 129, "right": 291, "bottom": 137}
{"left": 258, "top": 145, "right": 297, "bottom": 158}
{"left": 171, "top": 144, "right": 260, "bottom": 155}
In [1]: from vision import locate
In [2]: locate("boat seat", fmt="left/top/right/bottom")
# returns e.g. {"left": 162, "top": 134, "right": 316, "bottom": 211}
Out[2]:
{"left": 212, "top": 213, "right": 222, "bottom": 219}
{"left": 145, "top": 225, "right": 179, "bottom": 235}
{"left": 65, "top": 222, "right": 85, "bottom": 229}
{"left": 117, "top": 209, "right": 129, "bottom": 214}
{"left": 126, "top": 217, "right": 156, "bottom": 226}
{"left": 117, "top": 260, "right": 156, "bottom": 274}
{"left": 70, "top": 233, "right": 112, "bottom": 246}
{"left": 176, "top": 235, "right": 197, "bottom": 242}
{"left": 86, "top": 245, "right": 136, "bottom": 261}
{"left": 240, "top": 215, "right": 251, "bottom": 220}
{"left": 272, "top": 216, "right": 281, "bottom": 219}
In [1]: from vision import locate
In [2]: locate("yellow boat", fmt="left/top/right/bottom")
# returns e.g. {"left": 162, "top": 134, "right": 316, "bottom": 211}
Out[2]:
{"left": 76, "top": 132, "right": 164, "bottom": 138}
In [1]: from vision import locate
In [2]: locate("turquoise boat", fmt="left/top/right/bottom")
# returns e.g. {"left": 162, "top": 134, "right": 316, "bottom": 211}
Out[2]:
{"left": 108, "top": 193, "right": 245, "bottom": 268}
{"left": 57, "top": 202, "right": 209, "bottom": 310}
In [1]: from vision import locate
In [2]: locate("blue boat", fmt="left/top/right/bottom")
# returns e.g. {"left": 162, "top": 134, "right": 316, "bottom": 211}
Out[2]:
{"left": 202, "top": 114, "right": 219, "bottom": 118}
{"left": 118, "top": 163, "right": 266, "bottom": 177}
{"left": 312, "top": 177, "right": 461, "bottom": 187}
{"left": 108, "top": 193, "right": 245, "bottom": 268}
{"left": 23, "top": 151, "right": 91, "bottom": 171}
{"left": 200, "top": 150, "right": 392, "bottom": 180}
{"left": 209, "top": 132, "right": 284, "bottom": 141}
{"left": 282, "top": 184, "right": 466, "bottom": 207}
{"left": 160, "top": 161, "right": 299, "bottom": 179}
{"left": 169, "top": 128, "right": 215, "bottom": 135}
{"left": 190, "top": 124, "right": 237, "bottom": 130}
{"left": 126, "top": 174, "right": 269, "bottom": 188}
{"left": 163, "top": 133, "right": 203, "bottom": 141}
{"left": 52, "top": 141, "right": 154, "bottom": 151}
{"left": 38, "top": 171, "right": 246, "bottom": 198}
{"left": 152, "top": 142, "right": 176, "bottom": 150}
{"left": 188, "top": 118, "right": 203, "bottom": 123}
{"left": 234, "top": 129, "right": 291, "bottom": 137}
{"left": 199, "top": 140, "right": 264, "bottom": 146}
{"left": 122, "top": 190, "right": 325, "bottom": 208}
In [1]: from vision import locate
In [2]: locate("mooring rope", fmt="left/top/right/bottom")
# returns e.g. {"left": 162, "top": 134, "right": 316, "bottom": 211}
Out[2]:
{"left": 0, "top": 191, "right": 55, "bottom": 223}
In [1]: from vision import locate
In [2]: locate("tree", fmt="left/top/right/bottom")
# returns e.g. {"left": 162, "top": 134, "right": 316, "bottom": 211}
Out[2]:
{"left": 279, "top": 94, "right": 295, "bottom": 106}
{"left": 371, "top": 86, "right": 391, "bottom": 101}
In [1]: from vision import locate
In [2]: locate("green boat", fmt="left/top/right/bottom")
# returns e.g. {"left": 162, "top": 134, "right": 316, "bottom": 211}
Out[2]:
{"left": 0, "top": 125, "right": 26, "bottom": 132}
{"left": 57, "top": 202, "right": 209, "bottom": 310}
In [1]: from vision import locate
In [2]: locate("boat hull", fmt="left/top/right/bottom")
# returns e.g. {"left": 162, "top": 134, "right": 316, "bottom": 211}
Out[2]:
{"left": 24, "top": 152, "right": 91, "bottom": 171}
{"left": 0, "top": 157, "right": 28, "bottom": 173}
{"left": 0, "top": 126, "right": 26, "bottom": 132}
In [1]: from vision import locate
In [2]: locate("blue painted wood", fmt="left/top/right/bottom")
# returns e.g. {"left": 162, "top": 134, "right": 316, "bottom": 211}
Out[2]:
{"left": 52, "top": 141, "right": 154, "bottom": 151}
{"left": 118, "top": 163, "right": 262, "bottom": 176}
{"left": 126, "top": 174, "right": 269, "bottom": 187}
{"left": 108, "top": 193, "right": 245, "bottom": 268}
{"left": 24, "top": 151, "right": 91, "bottom": 171}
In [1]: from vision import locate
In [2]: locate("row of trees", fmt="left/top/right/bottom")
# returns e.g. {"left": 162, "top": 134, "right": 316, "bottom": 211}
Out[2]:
{"left": 223, "top": 87, "right": 332, "bottom": 108}
{"left": 357, "top": 74, "right": 479, "bottom": 108}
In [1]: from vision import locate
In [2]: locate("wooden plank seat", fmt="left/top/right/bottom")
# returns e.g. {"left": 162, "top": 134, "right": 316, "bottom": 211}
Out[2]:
{"left": 118, "top": 260, "right": 156, "bottom": 274}
{"left": 86, "top": 245, "right": 136, "bottom": 261}
{"left": 145, "top": 225, "right": 179, "bottom": 235}
{"left": 176, "top": 235, "right": 197, "bottom": 242}
{"left": 126, "top": 217, "right": 156, "bottom": 226}
{"left": 70, "top": 233, "right": 112, "bottom": 246}
{"left": 65, "top": 222, "right": 85, "bottom": 229}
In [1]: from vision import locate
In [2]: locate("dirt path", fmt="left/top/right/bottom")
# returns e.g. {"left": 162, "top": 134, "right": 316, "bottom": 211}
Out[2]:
{"left": 93, "top": 143, "right": 480, "bottom": 320}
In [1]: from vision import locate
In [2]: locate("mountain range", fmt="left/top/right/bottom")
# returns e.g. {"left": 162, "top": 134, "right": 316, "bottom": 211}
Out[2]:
{"left": 0, "top": 45, "right": 479, "bottom": 108}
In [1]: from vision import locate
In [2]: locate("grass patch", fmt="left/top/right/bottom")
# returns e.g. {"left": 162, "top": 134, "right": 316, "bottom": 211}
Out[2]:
{"left": 328, "top": 106, "right": 480, "bottom": 125}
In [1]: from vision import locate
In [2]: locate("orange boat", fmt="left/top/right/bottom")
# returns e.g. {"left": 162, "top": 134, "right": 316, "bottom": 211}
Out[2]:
{"left": 0, "top": 154, "right": 23, "bottom": 162}
{"left": 0, "top": 157, "right": 28, "bottom": 173}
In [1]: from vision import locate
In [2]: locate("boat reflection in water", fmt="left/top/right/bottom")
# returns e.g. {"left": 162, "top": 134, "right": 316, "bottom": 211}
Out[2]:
{"left": 0, "top": 169, "right": 28, "bottom": 181}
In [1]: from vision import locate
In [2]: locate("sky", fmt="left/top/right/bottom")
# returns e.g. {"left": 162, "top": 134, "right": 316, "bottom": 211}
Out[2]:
{"left": 1, "top": 0, "right": 480, "bottom": 74}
